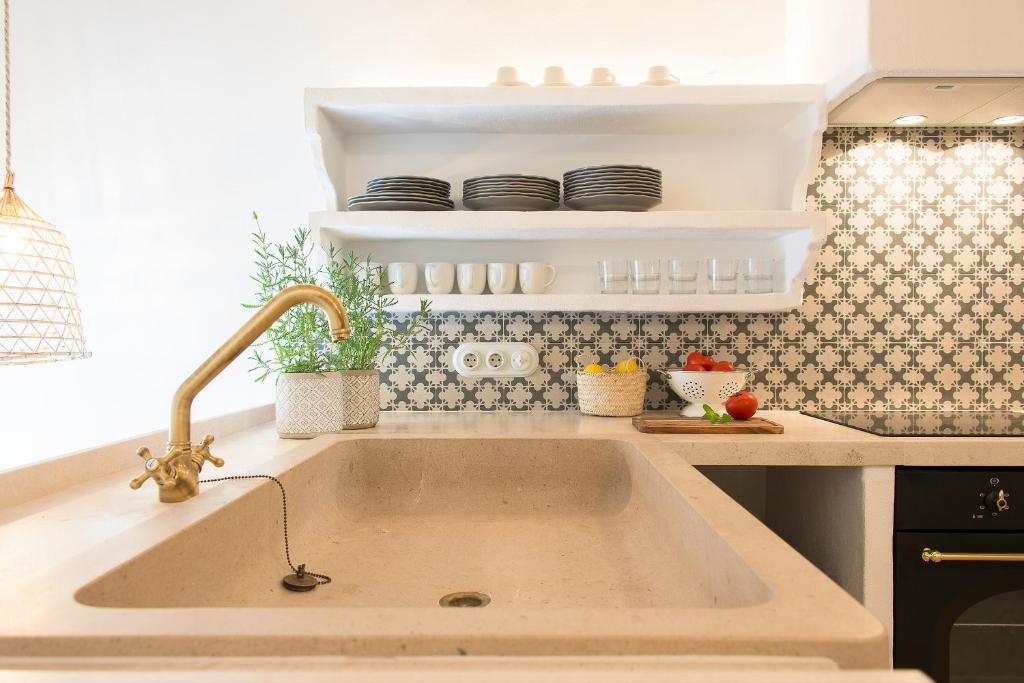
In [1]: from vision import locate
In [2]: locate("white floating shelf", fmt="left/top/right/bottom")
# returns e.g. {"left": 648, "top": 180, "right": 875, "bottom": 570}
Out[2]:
{"left": 384, "top": 293, "right": 800, "bottom": 314}
{"left": 314, "top": 209, "right": 822, "bottom": 241}
{"left": 315, "top": 210, "right": 826, "bottom": 313}
{"left": 305, "top": 86, "right": 828, "bottom": 313}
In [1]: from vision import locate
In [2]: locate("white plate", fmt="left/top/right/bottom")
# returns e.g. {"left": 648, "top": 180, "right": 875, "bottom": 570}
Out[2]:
{"left": 465, "top": 179, "right": 559, "bottom": 190}
{"left": 463, "top": 195, "right": 560, "bottom": 211}
{"left": 348, "top": 199, "right": 453, "bottom": 211}
{"left": 564, "top": 193, "right": 662, "bottom": 211}
{"left": 565, "top": 179, "right": 661, "bottom": 190}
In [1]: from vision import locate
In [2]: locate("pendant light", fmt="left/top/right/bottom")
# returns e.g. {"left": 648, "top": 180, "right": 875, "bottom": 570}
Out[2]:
{"left": 0, "top": 0, "right": 88, "bottom": 364}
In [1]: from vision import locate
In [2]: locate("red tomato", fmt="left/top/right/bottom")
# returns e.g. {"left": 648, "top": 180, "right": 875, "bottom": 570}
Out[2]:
{"left": 681, "top": 363, "right": 707, "bottom": 371}
{"left": 686, "top": 352, "right": 715, "bottom": 370}
{"left": 725, "top": 391, "right": 758, "bottom": 420}
{"left": 710, "top": 361, "right": 737, "bottom": 372}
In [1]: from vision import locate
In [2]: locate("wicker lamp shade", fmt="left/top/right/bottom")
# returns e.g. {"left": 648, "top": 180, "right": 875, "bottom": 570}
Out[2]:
{"left": 0, "top": 175, "right": 88, "bottom": 364}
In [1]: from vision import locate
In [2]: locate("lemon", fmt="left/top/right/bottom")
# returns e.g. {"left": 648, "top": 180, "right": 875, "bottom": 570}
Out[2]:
{"left": 613, "top": 358, "right": 640, "bottom": 373}
{"left": 583, "top": 363, "right": 605, "bottom": 374}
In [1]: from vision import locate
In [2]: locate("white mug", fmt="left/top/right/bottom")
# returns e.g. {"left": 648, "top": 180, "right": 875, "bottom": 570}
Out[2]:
{"left": 425, "top": 262, "right": 455, "bottom": 294}
{"left": 586, "top": 67, "right": 618, "bottom": 87}
{"left": 518, "top": 262, "right": 557, "bottom": 294}
{"left": 642, "top": 65, "right": 680, "bottom": 85}
{"left": 490, "top": 66, "right": 528, "bottom": 87}
{"left": 540, "top": 65, "right": 573, "bottom": 87}
{"left": 387, "top": 262, "right": 417, "bottom": 295}
{"left": 487, "top": 262, "right": 517, "bottom": 294}
{"left": 457, "top": 263, "right": 487, "bottom": 295}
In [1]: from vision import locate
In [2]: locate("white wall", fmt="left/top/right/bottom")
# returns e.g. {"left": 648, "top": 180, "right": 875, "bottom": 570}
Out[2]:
{"left": 1, "top": 0, "right": 791, "bottom": 469}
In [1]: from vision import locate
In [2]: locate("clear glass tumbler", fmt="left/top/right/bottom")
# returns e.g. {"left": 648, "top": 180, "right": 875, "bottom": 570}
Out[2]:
{"left": 598, "top": 259, "right": 630, "bottom": 294}
{"left": 631, "top": 259, "right": 661, "bottom": 295}
{"left": 668, "top": 259, "right": 699, "bottom": 294}
{"left": 707, "top": 258, "right": 738, "bottom": 294}
{"left": 741, "top": 257, "right": 777, "bottom": 294}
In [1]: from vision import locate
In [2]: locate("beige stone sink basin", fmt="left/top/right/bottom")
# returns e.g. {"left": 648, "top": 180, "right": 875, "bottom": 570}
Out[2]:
{"left": 78, "top": 438, "right": 768, "bottom": 611}
{"left": 7, "top": 434, "right": 886, "bottom": 666}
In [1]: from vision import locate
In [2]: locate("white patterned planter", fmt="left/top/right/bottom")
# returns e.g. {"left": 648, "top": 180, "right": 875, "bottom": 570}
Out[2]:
{"left": 275, "top": 372, "right": 345, "bottom": 439}
{"left": 338, "top": 369, "right": 380, "bottom": 430}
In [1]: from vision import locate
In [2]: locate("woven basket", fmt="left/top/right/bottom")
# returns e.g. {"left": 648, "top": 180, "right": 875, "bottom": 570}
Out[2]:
{"left": 576, "top": 369, "right": 649, "bottom": 417}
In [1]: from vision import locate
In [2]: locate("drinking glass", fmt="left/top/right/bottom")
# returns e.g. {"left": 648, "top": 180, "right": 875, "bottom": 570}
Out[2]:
{"left": 631, "top": 259, "right": 661, "bottom": 295}
{"left": 741, "top": 257, "right": 777, "bottom": 294}
{"left": 707, "top": 258, "right": 738, "bottom": 294}
{"left": 668, "top": 259, "right": 699, "bottom": 294}
{"left": 598, "top": 260, "right": 630, "bottom": 294}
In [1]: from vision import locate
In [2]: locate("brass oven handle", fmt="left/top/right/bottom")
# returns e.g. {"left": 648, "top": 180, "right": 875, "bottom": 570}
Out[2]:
{"left": 922, "top": 548, "right": 1024, "bottom": 563}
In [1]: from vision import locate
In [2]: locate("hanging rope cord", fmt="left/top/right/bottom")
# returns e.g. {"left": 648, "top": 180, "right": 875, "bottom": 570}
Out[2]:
{"left": 3, "top": 0, "right": 11, "bottom": 178}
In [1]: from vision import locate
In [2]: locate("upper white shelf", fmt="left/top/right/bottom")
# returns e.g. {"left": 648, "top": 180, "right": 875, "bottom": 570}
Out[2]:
{"left": 305, "top": 85, "right": 826, "bottom": 135}
{"left": 315, "top": 209, "right": 822, "bottom": 241}
{"left": 304, "top": 86, "right": 827, "bottom": 214}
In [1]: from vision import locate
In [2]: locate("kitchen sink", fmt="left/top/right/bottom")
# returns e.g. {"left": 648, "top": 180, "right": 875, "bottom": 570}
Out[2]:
{"left": 7, "top": 434, "right": 885, "bottom": 666}
{"left": 77, "top": 438, "right": 769, "bottom": 610}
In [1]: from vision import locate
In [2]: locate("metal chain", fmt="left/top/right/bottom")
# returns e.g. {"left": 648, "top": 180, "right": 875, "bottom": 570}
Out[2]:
{"left": 198, "top": 474, "right": 331, "bottom": 585}
{"left": 3, "top": 0, "right": 10, "bottom": 175}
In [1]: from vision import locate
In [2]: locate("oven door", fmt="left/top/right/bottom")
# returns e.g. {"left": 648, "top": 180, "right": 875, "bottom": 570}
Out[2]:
{"left": 895, "top": 531, "right": 1024, "bottom": 683}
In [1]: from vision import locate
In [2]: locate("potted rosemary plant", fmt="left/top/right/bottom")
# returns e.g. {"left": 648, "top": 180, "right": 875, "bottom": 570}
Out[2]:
{"left": 247, "top": 219, "right": 430, "bottom": 436}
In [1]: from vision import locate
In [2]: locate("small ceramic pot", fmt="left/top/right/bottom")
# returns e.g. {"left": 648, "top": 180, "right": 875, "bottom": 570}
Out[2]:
{"left": 275, "top": 372, "right": 345, "bottom": 439}
{"left": 337, "top": 369, "right": 380, "bottom": 430}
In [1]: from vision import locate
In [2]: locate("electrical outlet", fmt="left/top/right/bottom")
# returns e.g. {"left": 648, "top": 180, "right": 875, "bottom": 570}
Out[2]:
{"left": 452, "top": 343, "right": 539, "bottom": 377}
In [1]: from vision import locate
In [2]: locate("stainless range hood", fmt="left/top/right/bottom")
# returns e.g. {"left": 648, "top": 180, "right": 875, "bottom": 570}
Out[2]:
{"left": 829, "top": 77, "right": 1024, "bottom": 126}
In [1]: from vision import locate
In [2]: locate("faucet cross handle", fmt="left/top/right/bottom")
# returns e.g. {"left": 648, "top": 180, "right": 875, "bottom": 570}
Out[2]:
{"left": 129, "top": 445, "right": 180, "bottom": 490}
{"left": 194, "top": 434, "right": 224, "bottom": 469}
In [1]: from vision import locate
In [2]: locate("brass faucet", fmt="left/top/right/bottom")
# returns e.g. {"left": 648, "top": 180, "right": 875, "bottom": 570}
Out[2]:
{"left": 130, "top": 284, "right": 351, "bottom": 503}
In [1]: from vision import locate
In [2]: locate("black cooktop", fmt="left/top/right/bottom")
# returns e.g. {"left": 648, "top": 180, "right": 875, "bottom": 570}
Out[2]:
{"left": 801, "top": 410, "right": 1024, "bottom": 437}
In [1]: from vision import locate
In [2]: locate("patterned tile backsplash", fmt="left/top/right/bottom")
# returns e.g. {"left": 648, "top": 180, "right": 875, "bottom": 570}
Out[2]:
{"left": 383, "top": 127, "right": 1024, "bottom": 412}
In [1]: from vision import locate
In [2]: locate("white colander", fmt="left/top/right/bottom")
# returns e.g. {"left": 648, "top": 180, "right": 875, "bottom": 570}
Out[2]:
{"left": 662, "top": 369, "right": 752, "bottom": 417}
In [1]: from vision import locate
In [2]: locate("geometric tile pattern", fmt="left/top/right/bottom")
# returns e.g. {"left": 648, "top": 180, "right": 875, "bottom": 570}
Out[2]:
{"left": 382, "top": 127, "right": 1024, "bottom": 412}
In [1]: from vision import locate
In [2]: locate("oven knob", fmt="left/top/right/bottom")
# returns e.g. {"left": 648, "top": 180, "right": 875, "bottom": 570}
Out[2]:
{"left": 984, "top": 489, "right": 1010, "bottom": 513}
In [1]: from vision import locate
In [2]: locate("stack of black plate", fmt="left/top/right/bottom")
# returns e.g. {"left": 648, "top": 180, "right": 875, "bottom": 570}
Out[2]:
{"left": 563, "top": 165, "right": 662, "bottom": 211}
{"left": 347, "top": 176, "right": 453, "bottom": 211}
{"left": 463, "top": 174, "right": 560, "bottom": 211}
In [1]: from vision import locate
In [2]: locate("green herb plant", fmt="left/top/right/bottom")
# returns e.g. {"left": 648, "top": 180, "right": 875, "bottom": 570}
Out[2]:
{"left": 246, "top": 214, "right": 431, "bottom": 381}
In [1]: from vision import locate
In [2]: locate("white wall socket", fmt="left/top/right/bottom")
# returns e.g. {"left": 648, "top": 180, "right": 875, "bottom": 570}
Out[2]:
{"left": 452, "top": 343, "right": 540, "bottom": 377}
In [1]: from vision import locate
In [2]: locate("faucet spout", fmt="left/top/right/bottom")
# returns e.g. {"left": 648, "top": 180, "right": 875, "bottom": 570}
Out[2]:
{"left": 170, "top": 284, "right": 350, "bottom": 448}
{"left": 127, "top": 284, "right": 350, "bottom": 503}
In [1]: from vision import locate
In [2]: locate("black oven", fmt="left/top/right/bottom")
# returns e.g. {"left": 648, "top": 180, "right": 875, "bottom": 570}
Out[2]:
{"left": 894, "top": 467, "right": 1024, "bottom": 683}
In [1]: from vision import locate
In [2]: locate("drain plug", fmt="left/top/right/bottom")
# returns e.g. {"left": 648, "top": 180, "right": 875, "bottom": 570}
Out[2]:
{"left": 283, "top": 564, "right": 318, "bottom": 592}
{"left": 439, "top": 591, "right": 491, "bottom": 607}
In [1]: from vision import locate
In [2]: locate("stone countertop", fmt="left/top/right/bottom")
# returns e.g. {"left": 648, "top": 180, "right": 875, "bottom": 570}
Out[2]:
{"left": 0, "top": 408, "right": 1004, "bottom": 679}
{"left": 365, "top": 410, "right": 1024, "bottom": 466}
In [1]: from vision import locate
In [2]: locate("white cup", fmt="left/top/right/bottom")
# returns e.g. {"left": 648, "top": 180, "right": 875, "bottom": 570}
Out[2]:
{"left": 518, "top": 262, "right": 557, "bottom": 294}
{"left": 490, "top": 66, "right": 528, "bottom": 87}
{"left": 425, "top": 262, "right": 455, "bottom": 294}
{"left": 586, "top": 67, "right": 618, "bottom": 87}
{"left": 487, "top": 262, "right": 517, "bottom": 294}
{"left": 642, "top": 65, "right": 680, "bottom": 85}
{"left": 387, "top": 262, "right": 417, "bottom": 295}
{"left": 457, "top": 263, "right": 487, "bottom": 295}
{"left": 540, "top": 65, "right": 573, "bottom": 87}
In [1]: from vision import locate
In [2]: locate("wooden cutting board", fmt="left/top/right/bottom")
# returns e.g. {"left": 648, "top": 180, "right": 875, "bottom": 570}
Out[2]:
{"left": 632, "top": 413, "right": 784, "bottom": 434}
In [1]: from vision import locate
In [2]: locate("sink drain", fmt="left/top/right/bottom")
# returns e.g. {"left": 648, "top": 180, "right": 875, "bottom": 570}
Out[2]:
{"left": 439, "top": 591, "right": 491, "bottom": 608}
